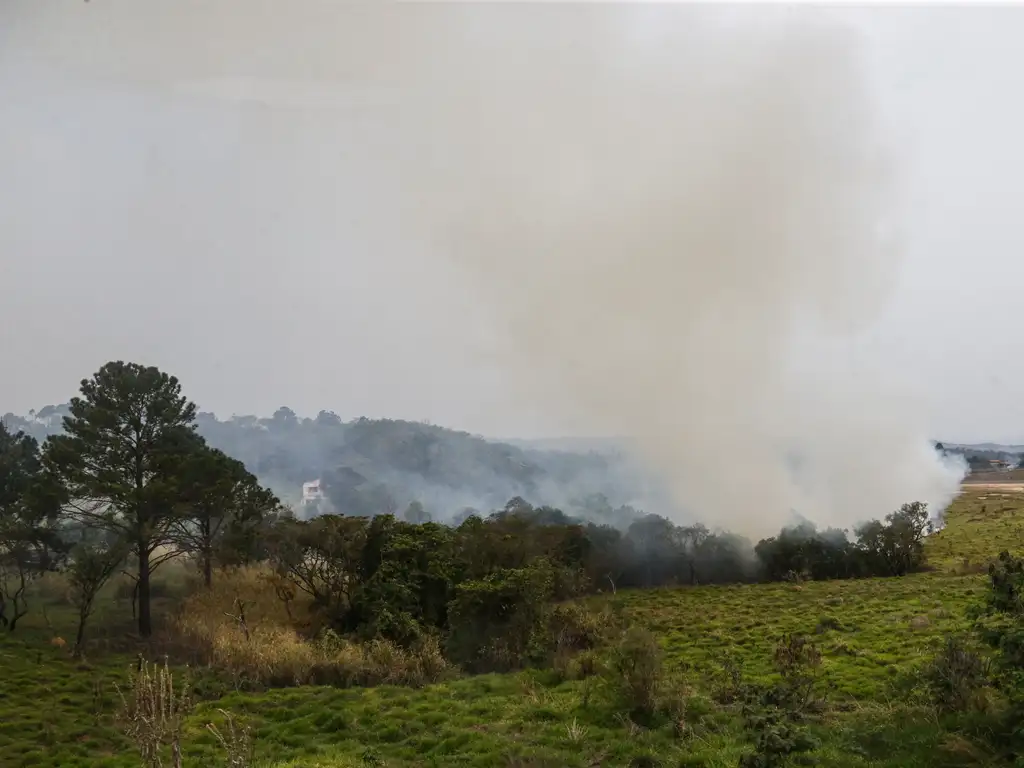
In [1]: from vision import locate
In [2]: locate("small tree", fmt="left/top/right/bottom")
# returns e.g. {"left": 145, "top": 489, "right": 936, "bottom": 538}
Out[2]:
{"left": 0, "top": 423, "right": 67, "bottom": 630}
{"left": 68, "top": 534, "right": 129, "bottom": 657}
{"left": 266, "top": 514, "right": 368, "bottom": 629}
{"left": 855, "top": 501, "right": 931, "bottom": 576}
{"left": 170, "top": 442, "right": 280, "bottom": 588}
{"left": 446, "top": 559, "right": 555, "bottom": 672}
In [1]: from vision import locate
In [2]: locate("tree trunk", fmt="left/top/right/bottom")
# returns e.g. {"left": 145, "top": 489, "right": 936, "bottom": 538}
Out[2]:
{"left": 138, "top": 546, "right": 152, "bottom": 637}
{"left": 203, "top": 547, "right": 213, "bottom": 589}
{"left": 73, "top": 603, "right": 90, "bottom": 659}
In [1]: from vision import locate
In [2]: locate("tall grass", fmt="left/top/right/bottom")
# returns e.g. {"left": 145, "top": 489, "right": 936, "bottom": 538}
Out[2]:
{"left": 172, "top": 566, "right": 453, "bottom": 690}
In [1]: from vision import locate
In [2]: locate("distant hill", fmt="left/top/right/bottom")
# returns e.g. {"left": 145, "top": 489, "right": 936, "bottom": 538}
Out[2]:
{"left": 944, "top": 442, "right": 1024, "bottom": 454}
{"left": 1, "top": 404, "right": 663, "bottom": 525}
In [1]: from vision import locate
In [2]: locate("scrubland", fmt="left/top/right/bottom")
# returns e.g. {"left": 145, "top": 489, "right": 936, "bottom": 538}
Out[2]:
{"left": 1, "top": 489, "right": 1022, "bottom": 768}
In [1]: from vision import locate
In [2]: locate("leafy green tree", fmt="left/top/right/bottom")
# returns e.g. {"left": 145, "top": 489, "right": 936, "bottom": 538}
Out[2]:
{"left": 170, "top": 442, "right": 281, "bottom": 587}
{"left": 855, "top": 501, "right": 931, "bottom": 577}
{"left": 43, "top": 362, "right": 198, "bottom": 637}
{"left": 0, "top": 422, "right": 66, "bottom": 630}
{"left": 267, "top": 514, "right": 368, "bottom": 630}
{"left": 348, "top": 518, "right": 457, "bottom": 644}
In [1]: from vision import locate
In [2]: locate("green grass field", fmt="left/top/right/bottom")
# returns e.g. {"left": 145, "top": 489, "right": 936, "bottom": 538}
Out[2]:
{"left": 1, "top": 489, "right": 1021, "bottom": 768}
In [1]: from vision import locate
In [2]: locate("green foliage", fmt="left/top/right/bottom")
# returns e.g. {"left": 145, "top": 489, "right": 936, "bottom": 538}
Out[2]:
{"left": 923, "top": 635, "right": 990, "bottom": 714}
{"left": 738, "top": 707, "right": 819, "bottom": 768}
{"left": 2, "top": 491, "right": 1020, "bottom": 768}
{"left": 42, "top": 362, "right": 200, "bottom": 636}
{"left": 446, "top": 559, "right": 556, "bottom": 672}
{"left": 67, "top": 532, "right": 131, "bottom": 656}
{"left": 349, "top": 516, "right": 458, "bottom": 645}
{"left": 607, "top": 627, "right": 665, "bottom": 717}
{"left": 757, "top": 503, "right": 934, "bottom": 585}
{"left": 0, "top": 422, "right": 67, "bottom": 630}
{"left": 855, "top": 502, "right": 933, "bottom": 577}
{"left": 267, "top": 514, "right": 368, "bottom": 630}
{"left": 40, "top": 362, "right": 279, "bottom": 638}
{"left": 737, "top": 636, "right": 825, "bottom": 768}
{"left": 971, "top": 550, "right": 1024, "bottom": 750}
{"left": 170, "top": 444, "right": 282, "bottom": 588}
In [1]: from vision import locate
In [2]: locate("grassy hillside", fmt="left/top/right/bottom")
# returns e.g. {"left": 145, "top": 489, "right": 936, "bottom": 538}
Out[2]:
{"left": 1, "top": 489, "right": 1020, "bottom": 768}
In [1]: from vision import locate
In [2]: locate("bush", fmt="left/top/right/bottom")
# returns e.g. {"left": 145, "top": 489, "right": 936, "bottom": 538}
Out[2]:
{"left": 173, "top": 569, "right": 451, "bottom": 691}
{"left": 446, "top": 561, "right": 555, "bottom": 672}
{"left": 175, "top": 566, "right": 309, "bottom": 637}
{"left": 738, "top": 636, "right": 826, "bottom": 768}
{"left": 187, "top": 622, "right": 452, "bottom": 691}
{"left": 925, "top": 635, "right": 991, "bottom": 713}
{"left": 608, "top": 627, "right": 664, "bottom": 717}
{"left": 738, "top": 708, "right": 819, "bottom": 768}
{"left": 770, "top": 634, "right": 825, "bottom": 716}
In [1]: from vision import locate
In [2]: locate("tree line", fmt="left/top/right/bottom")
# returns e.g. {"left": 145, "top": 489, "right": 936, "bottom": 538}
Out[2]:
{"left": 0, "top": 361, "right": 932, "bottom": 660}
{"left": 4, "top": 399, "right": 650, "bottom": 526}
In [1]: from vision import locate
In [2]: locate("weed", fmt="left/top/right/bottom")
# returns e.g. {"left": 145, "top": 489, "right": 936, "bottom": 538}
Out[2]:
{"left": 205, "top": 709, "right": 257, "bottom": 768}
{"left": 115, "top": 657, "right": 193, "bottom": 768}
{"left": 565, "top": 717, "right": 588, "bottom": 744}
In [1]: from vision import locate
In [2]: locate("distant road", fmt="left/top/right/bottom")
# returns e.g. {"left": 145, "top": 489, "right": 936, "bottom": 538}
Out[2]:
{"left": 960, "top": 481, "right": 1024, "bottom": 493}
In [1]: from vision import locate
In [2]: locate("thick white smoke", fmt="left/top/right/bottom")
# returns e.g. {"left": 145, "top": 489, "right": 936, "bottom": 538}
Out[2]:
{"left": 372, "top": 6, "right": 967, "bottom": 535}
{"left": 8, "top": 2, "right": 965, "bottom": 535}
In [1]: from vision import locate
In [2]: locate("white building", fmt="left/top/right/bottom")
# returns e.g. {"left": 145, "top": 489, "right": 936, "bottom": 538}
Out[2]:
{"left": 301, "top": 479, "right": 324, "bottom": 507}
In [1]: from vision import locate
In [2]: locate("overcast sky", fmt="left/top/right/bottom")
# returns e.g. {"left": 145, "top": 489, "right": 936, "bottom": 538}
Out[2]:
{"left": 2, "top": 2, "right": 1023, "bottom": 444}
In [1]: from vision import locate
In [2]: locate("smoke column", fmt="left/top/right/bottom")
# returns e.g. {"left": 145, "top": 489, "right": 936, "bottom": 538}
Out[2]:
{"left": 5, "top": 2, "right": 966, "bottom": 534}
{"left": 377, "top": 5, "right": 967, "bottom": 534}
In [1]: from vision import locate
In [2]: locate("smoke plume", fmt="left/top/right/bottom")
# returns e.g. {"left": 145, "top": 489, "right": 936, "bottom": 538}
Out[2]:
{"left": 372, "top": 6, "right": 967, "bottom": 535}
{"left": 8, "top": 2, "right": 966, "bottom": 534}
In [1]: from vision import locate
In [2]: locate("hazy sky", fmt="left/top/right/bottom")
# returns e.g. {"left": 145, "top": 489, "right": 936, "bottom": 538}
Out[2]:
{"left": 2, "top": 2, "right": 1023, "bottom": 444}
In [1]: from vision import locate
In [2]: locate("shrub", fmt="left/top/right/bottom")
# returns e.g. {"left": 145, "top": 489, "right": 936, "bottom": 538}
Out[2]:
{"left": 175, "top": 574, "right": 452, "bottom": 691}
{"left": 924, "top": 635, "right": 990, "bottom": 713}
{"left": 446, "top": 560, "right": 555, "bottom": 672}
{"left": 608, "top": 627, "right": 664, "bottom": 717}
{"left": 738, "top": 635, "right": 826, "bottom": 768}
{"left": 176, "top": 566, "right": 309, "bottom": 637}
{"left": 738, "top": 708, "right": 819, "bottom": 768}
{"left": 770, "top": 634, "right": 825, "bottom": 716}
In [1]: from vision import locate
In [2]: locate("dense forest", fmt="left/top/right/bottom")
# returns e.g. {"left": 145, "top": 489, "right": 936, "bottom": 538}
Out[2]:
{"left": 2, "top": 403, "right": 664, "bottom": 525}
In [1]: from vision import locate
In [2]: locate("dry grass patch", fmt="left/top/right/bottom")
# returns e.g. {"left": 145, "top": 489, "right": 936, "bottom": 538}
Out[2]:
{"left": 173, "top": 566, "right": 453, "bottom": 691}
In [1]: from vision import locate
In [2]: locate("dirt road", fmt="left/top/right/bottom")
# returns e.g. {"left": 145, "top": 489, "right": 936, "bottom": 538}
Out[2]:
{"left": 960, "top": 482, "right": 1024, "bottom": 493}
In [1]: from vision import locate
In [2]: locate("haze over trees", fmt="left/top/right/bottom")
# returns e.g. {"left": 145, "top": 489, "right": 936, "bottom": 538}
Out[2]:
{"left": 4, "top": 360, "right": 1001, "bottom": 768}
{"left": 0, "top": 361, "right": 941, "bottom": 647}
{"left": 4, "top": 401, "right": 661, "bottom": 527}
{"left": 1, "top": 363, "right": 284, "bottom": 641}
